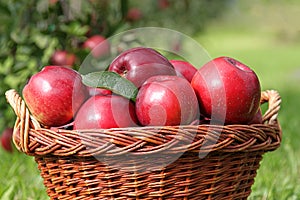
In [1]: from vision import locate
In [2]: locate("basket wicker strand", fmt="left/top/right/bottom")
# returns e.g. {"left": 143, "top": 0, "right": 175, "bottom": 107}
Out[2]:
{"left": 5, "top": 89, "right": 282, "bottom": 200}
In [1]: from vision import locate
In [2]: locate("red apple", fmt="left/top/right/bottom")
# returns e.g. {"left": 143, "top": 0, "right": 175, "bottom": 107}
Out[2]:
{"left": 22, "top": 66, "right": 88, "bottom": 127}
{"left": 74, "top": 95, "right": 138, "bottom": 129}
{"left": 49, "top": 0, "right": 58, "bottom": 5}
{"left": 87, "top": 86, "right": 112, "bottom": 96}
{"left": 83, "top": 35, "right": 110, "bottom": 58}
{"left": 50, "top": 50, "right": 76, "bottom": 67}
{"left": 0, "top": 127, "right": 13, "bottom": 153}
{"left": 248, "top": 108, "right": 263, "bottom": 124}
{"left": 158, "top": 0, "right": 170, "bottom": 9}
{"left": 126, "top": 8, "right": 142, "bottom": 22}
{"left": 191, "top": 56, "right": 261, "bottom": 124}
{"left": 169, "top": 60, "right": 197, "bottom": 82}
{"left": 108, "top": 47, "right": 176, "bottom": 88}
{"left": 135, "top": 75, "right": 199, "bottom": 126}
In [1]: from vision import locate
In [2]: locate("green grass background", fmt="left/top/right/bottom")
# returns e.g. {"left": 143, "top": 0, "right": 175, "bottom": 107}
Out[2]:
{"left": 1, "top": 1, "right": 300, "bottom": 199}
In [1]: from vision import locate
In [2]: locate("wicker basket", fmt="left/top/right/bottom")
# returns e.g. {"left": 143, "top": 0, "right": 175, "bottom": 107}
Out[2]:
{"left": 5, "top": 89, "right": 282, "bottom": 200}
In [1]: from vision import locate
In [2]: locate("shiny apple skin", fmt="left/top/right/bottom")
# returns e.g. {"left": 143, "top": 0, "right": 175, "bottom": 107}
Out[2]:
{"left": 108, "top": 47, "right": 177, "bottom": 88}
{"left": 22, "top": 66, "right": 88, "bottom": 127}
{"left": 248, "top": 108, "right": 263, "bottom": 124}
{"left": 87, "top": 86, "right": 112, "bottom": 96}
{"left": 191, "top": 56, "right": 261, "bottom": 124}
{"left": 73, "top": 95, "right": 138, "bottom": 129}
{"left": 169, "top": 59, "right": 197, "bottom": 82}
{"left": 135, "top": 75, "right": 199, "bottom": 126}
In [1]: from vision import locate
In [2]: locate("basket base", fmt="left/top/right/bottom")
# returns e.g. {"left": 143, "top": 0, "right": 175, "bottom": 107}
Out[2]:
{"left": 35, "top": 151, "right": 263, "bottom": 200}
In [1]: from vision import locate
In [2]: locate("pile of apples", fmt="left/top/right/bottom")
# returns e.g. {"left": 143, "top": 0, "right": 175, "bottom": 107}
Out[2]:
{"left": 22, "top": 47, "right": 262, "bottom": 130}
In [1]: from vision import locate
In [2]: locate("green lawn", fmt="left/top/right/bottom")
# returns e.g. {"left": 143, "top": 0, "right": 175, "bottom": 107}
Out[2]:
{"left": 0, "top": 149, "right": 47, "bottom": 200}
{"left": 1, "top": 2, "right": 300, "bottom": 200}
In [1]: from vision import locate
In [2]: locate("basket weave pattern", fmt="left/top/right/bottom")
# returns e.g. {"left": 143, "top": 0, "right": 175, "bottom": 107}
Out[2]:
{"left": 5, "top": 89, "right": 282, "bottom": 200}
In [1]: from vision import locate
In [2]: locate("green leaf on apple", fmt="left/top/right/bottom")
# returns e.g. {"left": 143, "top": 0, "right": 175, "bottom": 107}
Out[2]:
{"left": 82, "top": 71, "right": 138, "bottom": 101}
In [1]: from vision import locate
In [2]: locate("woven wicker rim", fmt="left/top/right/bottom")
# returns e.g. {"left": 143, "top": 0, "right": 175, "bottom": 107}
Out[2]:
{"left": 5, "top": 89, "right": 282, "bottom": 157}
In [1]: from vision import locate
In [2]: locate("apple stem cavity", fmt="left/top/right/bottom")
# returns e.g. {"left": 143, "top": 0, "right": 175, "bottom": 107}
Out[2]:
{"left": 225, "top": 57, "right": 253, "bottom": 72}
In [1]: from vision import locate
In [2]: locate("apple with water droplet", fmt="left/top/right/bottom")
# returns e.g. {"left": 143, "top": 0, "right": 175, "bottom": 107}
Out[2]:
{"left": 135, "top": 75, "right": 199, "bottom": 126}
{"left": 191, "top": 56, "right": 261, "bottom": 124}
{"left": 74, "top": 95, "right": 138, "bottom": 129}
{"left": 22, "top": 66, "right": 88, "bottom": 127}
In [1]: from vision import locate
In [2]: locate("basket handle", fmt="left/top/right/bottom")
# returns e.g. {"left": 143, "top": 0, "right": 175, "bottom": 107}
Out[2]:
{"left": 5, "top": 89, "right": 41, "bottom": 153}
{"left": 261, "top": 90, "right": 281, "bottom": 125}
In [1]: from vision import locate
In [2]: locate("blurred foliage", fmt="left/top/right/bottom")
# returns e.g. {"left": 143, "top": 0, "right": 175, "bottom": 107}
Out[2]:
{"left": 0, "top": 0, "right": 231, "bottom": 133}
{"left": 130, "top": 0, "right": 232, "bottom": 34}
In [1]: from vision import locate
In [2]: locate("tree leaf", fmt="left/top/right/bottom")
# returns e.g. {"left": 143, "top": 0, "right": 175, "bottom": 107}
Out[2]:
{"left": 82, "top": 71, "right": 138, "bottom": 101}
